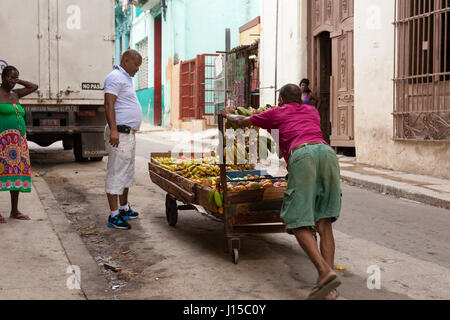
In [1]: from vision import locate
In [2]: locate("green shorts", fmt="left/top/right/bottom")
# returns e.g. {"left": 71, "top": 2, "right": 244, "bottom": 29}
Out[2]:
{"left": 281, "top": 143, "right": 341, "bottom": 231}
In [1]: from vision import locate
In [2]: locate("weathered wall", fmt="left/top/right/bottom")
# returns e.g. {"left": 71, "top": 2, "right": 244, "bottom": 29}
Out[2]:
{"left": 130, "top": 8, "right": 157, "bottom": 124}
{"left": 259, "top": 0, "right": 308, "bottom": 107}
{"left": 240, "top": 24, "right": 260, "bottom": 46}
{"left": 354, "top": 0, "right": 450, "bottom": 179}
{"left": 168, "top": 59, "right": 182, "bottom": 130}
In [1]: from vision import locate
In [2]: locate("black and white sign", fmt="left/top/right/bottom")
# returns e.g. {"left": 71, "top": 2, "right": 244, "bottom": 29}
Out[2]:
{"left": 81, "top": 82, "right": 103, "bottom": 90}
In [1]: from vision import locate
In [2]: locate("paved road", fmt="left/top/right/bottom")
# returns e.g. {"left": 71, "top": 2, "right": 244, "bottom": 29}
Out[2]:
{"left": 28, "top": 135, "right": 450, "bottom": 300}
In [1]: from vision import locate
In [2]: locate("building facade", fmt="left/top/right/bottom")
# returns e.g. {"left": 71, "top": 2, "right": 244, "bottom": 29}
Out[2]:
{"left": 126, "top": 0, "right": 259, "bottom": 128}
{"left": 259, "top": 0, "right": 449, "bottom": 179}
{"left": 114, "top": 1, "right": 133, "bottom": 64}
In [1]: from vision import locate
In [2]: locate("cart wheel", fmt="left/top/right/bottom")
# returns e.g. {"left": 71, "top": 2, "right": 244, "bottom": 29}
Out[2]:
{"left": 232, "top": 248, "right": 239, "bottom": 264}
{"left": 165, "top": 194, "right": 178, "bottom": 227}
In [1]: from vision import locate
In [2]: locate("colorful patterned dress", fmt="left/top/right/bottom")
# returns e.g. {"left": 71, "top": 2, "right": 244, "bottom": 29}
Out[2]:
{"left": 0, "top": 103, "right": 31, "bottom": 192}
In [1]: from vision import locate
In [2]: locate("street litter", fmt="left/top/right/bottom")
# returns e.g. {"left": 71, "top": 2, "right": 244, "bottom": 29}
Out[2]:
{"left": 104, "top": 262, "right": 121, "bottom": 272}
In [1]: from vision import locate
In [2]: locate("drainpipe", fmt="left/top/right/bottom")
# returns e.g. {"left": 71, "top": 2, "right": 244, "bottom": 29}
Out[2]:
{"left": 274, "top": 0, "right": 279, "bottom": 105}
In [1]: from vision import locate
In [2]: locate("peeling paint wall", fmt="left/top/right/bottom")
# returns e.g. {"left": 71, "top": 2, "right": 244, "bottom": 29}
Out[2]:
{"left": 354, "top": 0, "right": 450, "bottom": 179}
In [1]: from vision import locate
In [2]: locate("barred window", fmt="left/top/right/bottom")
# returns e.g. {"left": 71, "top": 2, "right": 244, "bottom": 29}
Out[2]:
{"left": 394, "top": 0, "right": 450, "bottom": 141}
{"left": 136, "top": 38, "right": 149, "bottom": 91}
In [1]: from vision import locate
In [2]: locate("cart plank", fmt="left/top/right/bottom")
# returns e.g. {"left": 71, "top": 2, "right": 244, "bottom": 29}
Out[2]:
{"left": 225, "top": 187, "right": 287, "bottom": 204}
{"left": 149, "top": 162, "right": 197, "bottom": 194}
{"left": 149, "top": 171, "right": 195, "bottom": 204}
{"left": 233, "top": 201, "right": 284, "bottom": 224}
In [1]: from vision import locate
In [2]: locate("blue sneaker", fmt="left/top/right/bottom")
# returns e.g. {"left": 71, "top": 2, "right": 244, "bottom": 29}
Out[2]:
{"left": 119, "top": 204, "right": 139, "bottom": 220}
{"left": 108, "top": 214, "right": 131, "bottom": 230}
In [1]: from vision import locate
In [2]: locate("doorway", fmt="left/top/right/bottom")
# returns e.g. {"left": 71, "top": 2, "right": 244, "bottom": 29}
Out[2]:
{"left": 308, "top": 0, "right": 355, "bottom": 150}
{"left": 316, "top": 32, "right": 332, "bottom": 144}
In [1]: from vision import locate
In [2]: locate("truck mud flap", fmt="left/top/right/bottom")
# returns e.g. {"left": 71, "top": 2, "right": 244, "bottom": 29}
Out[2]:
{"left": 81, "top": 132, "right": 107, "bottom": 158}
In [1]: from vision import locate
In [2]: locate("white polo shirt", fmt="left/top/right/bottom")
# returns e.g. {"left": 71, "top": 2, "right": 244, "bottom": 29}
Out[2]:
{"left": 104, "top": 65, "right": 142, "bottom": 131}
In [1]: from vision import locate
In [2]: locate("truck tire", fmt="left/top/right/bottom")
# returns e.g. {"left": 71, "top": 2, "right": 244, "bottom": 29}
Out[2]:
{"left": 90, "top": 157, "right": 104, "bottom": 162}
{"left": 63, "top": 139, "right": 73, "bottom": 150}
{"left": 73, "top": 135, "right": 88, "bottom": 162}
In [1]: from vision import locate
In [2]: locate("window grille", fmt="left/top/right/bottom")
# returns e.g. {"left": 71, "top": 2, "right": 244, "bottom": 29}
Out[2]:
{"left": 136, "top": 38, "right": 149, "bottom": 91}
{"left": 394, "top": 0, "right": 450, "bottom": 141}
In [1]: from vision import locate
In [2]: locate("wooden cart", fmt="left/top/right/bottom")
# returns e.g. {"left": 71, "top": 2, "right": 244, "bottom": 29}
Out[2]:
{"left": 148, "top": 117, "right": 288, "bottom": 264}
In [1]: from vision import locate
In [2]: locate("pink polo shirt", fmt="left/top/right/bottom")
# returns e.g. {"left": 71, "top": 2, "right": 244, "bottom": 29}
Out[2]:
{"left": 250, "top": 103, "right": 326, "bottom": 164}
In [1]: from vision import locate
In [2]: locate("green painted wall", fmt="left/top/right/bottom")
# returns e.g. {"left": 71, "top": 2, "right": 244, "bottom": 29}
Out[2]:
{"left": 136, "top": 85, "right": 164, "bottom": 125}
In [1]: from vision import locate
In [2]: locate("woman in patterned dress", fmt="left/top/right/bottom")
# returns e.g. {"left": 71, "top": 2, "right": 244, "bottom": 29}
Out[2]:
{"left": 0, "top": 65, "right": 38, "bottom": 223}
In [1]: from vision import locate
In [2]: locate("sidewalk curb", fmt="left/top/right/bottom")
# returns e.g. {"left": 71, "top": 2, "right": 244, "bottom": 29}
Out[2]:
{"left": 33, "top": 178, "right": 113, "bottom": 300}
{"left": 340, "top": 174, "right": 450, "bottom": 210}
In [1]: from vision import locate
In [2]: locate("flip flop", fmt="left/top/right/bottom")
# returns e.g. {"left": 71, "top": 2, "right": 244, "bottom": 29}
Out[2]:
{"left": 0, "top": 216, "right": 6, "bottom": 224}
{"left": 306, "top": 277, "right": 341, "bottom": 300}
{"left": 10, "top": 213, "right": 31, "bottom": 221}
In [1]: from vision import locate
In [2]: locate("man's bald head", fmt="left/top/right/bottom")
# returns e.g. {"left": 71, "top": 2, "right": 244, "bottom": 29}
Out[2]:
{"left": 278, "top": 84, "right": 302, "bottom": 106}
{"left": 120, "top": 49, "right": 143, "bottom": 77}
{"left": 121, "top": 49, "right": 141, "bottom": 63}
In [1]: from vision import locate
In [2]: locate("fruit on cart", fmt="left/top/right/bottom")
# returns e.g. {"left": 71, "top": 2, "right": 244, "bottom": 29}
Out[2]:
{"left": 224, "top": 143, "right": 248, "bottom": 165}
{"left": 246, "top": 182, "right": 261, "bottom": 190}
{"left": 261, "top": 179, "right": 274, "bottom": 188}
{"left": 262, "top": 182, "right": 274, "bottom": 188}
{"left": 274, "top": 181, "right": 288, "bottom": 187}
{"left": 214, "top": 190, "right": 223, "bottom": 208}
{"left": 227, "top": 184, "right": 235, "bottom": 192}
{"left": 207, "top": 189, "right": 215, "bottom": 204}
{"left": 234, "top": 185, "right": 247, "bottom": 191}
{"left": 237, "top": 107, "right": 253, "bottom": 117}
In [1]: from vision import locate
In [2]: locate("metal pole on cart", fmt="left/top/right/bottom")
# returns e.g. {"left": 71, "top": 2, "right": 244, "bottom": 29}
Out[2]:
{"left": 220, "top": 28, "right": 240, "bottom": 263}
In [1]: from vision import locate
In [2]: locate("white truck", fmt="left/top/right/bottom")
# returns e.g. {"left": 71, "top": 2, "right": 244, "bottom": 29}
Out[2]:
{"left": 0, "top": 0, "right": 115, "bottom": 161}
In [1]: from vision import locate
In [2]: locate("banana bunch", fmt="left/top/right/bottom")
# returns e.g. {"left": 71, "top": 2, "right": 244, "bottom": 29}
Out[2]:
{"left": 208, "top": 188, "right": 224, "bottom": 209}
{"left": 153, "top": 157, "right": 176, "bottom": 164}
{"left": 225, "top": 106, "right": 277, "bottom": 129}
{"left": 177, "top": 163, "right": 221, "bottom": 180}
{"left": 224, "top": 142, "right": 248, "bottom": 165}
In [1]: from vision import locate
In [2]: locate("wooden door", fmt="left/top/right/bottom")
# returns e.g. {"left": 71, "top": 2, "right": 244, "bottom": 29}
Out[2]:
{"left": 308, "top": 0, "right": 355, "bottom": 147}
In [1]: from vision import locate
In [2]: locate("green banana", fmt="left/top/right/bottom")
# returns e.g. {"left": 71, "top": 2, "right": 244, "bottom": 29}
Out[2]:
{"left": 208, "top": 189, "right": 215, "bottom": 204}
{"left": 214, "top": 190, "right": 223, "bottom": 208}
{"left": 267, "top": 137, "right": 272, "bottom": 152}
{"left": 237, "top": 107, "right": 252, "bottom": 117}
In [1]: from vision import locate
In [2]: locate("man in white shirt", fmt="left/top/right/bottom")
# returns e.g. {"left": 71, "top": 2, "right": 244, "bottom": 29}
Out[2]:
{"left": 103, "top": 49, "right": 143, "bottom": 230}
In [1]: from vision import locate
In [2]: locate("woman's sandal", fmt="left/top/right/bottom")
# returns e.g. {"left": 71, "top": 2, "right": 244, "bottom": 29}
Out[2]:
{"left": 10, "top": 213, "right": 30, "bottom": 220}
{"left": 0, "top": 215, "right": 6, "bottom": 224}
